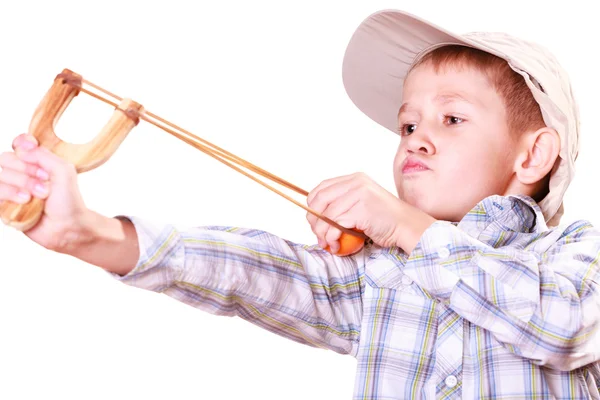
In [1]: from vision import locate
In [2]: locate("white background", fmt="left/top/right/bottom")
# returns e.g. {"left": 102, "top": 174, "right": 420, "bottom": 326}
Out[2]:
{"left": 0, "top": 1, "right": 597, "bottom": 399}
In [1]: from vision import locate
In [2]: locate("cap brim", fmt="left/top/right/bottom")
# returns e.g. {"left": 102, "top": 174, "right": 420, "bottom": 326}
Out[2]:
{"left": 342, "top": 9, "right": 477, "bottom": 134}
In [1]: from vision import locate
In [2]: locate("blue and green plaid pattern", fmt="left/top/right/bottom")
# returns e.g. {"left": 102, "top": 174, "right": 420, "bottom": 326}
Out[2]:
{"left": 109, "top": 194, "right": 600, "bottom": 399}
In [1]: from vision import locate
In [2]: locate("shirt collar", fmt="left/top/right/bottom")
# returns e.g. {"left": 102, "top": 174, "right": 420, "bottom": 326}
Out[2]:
{"left": 365, "top": 194, "right": 547, "bottom": 258}
{"left": 457, "top": 194, "right": 547, "bottom": 237}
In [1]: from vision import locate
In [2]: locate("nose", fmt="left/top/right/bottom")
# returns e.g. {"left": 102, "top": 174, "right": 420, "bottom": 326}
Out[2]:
{"left": 403, "top": 127, "right": 435, "bottom": 155}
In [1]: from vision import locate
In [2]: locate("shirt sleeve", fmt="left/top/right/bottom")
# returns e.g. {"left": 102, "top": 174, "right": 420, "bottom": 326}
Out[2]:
{"left": 104, "top": 216, "right": 364, "bottom": 357}
{"left": 403, "top": 219, "right": 600, "bottom": 371}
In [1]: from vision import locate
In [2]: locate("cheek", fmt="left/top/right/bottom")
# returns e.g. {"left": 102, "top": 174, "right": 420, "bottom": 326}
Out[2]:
{"left": 392, "top": 147, "right": 405, "bottom": 180}
{"left": 442, "top": 145, "right": 511, "bottom": 189}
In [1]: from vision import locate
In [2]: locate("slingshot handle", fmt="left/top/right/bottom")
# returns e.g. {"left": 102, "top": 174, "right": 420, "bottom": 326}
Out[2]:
{"left": 0, "top": 69, "right": 144, "bottom": 232}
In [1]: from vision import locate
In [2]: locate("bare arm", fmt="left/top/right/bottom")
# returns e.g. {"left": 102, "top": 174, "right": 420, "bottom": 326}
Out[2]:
{"left": 59, "top": 210, "right": 140, "bottom": 276}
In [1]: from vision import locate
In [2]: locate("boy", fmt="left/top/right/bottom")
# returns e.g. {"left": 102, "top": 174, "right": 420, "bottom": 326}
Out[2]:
{"left": 1, "top": 8, "right": 599, "bottom": 399}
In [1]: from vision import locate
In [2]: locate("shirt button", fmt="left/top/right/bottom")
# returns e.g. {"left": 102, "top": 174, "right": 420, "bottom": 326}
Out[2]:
{"left": 445, "top": 375, "right": 458, "bottom": 388}
{"left": 437, "top": 247, "right": 450, "bottom": 259}
{"left": 401, "top": 275, "right": 413, "bottom": 285}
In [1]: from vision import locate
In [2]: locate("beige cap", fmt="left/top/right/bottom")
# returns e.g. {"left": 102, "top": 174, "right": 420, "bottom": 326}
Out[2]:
{"left": 342, "top": 9, "right": 580, "bottom": 227}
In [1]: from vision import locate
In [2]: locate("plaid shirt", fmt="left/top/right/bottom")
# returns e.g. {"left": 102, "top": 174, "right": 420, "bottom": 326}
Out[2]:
{"left": 109, "top": 195, "right": 600, "bottom": 399}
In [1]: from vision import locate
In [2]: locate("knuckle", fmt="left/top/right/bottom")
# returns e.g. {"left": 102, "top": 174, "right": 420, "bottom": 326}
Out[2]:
{"left": 23, "top": 176, "right": 40, "bottom": 192}
{"left": 314, "top": 220, "right": 327, "bottom": 236}
{"left": 310, "top": 193, "right": 323, "bottom": 210}
{"left": 311, "top": 192, "right": 327, "bottom": 212}
{"left": 308, "top": 186, "right": 323, "bottom": 205}
{"left": 25, "top": 164, "right": 40, "bottom": 177}
{"left": 357, "top": 185, "right": 368, "bottom": 195}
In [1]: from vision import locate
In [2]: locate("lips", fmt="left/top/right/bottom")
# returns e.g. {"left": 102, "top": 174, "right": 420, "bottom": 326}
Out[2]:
{"left": 401, "top": 157, "right": 430, "bottom": 174}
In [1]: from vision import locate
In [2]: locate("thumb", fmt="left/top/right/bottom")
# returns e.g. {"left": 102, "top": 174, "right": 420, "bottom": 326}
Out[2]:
{"left": 16, "top": 147, "right": 76, "bottom": 184}
{"left": 12, "top": 133, "right": 39, "bottom": 151}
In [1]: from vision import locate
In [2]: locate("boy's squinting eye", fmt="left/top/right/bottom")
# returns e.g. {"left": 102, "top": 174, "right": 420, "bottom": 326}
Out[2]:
{"left": 445, "top": 115, "right": 464, "bottom": 125}
{"left": 398, "top": 124, "right": 417, "bottom": 136}
{"left": 398, "top": 115, "right": 464, "bottom": 136}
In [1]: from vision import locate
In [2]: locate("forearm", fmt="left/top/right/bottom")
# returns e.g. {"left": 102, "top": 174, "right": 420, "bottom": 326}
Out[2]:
{"left": 167, "top": 226, "right": 364, "bottom": 355}
{"left": 59, "top": 210, "right": 140, "bottom": 276}
{"left": 101, "top": 218, "right": 364, "bottom": 355}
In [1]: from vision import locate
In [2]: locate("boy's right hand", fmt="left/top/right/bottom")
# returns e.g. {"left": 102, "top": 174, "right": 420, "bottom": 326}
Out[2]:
{"left": 0, "top": 133, "right": 89, "bottom": 251}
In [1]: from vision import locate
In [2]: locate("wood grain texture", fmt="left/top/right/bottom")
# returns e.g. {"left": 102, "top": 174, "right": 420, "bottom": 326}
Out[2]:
{"left": 0, "top": 69, "right": 144, "bottom": 231}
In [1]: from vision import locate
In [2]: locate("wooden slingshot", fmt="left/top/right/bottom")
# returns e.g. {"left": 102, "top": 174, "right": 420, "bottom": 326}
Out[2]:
{"left": 0, "top": 69, "right": 367, "bottom": 256}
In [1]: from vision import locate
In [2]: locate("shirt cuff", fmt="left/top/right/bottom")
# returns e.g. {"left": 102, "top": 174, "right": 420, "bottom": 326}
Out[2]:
{"left": 104, "top": 215, "right": 186, "bottom": 292}
{"left": 403, "top": 220, "right": 473, "bottom": 300}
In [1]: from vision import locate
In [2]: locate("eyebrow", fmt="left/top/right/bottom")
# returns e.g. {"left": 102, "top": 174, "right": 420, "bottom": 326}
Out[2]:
{"left": 398, "top": 92, "right": 477, "bottom": 117}
{"left": 435, "top": 93, "right": 476, "bottom": 106}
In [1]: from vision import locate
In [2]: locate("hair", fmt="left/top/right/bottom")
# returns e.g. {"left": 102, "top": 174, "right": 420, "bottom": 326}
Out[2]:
{"left": 410, "top": 45, "right": 550, "bottom": 200}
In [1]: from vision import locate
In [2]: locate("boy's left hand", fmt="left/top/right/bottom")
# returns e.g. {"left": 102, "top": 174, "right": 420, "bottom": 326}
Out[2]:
{"left": 306, "top": 172, "right": 436, "bottom": 255}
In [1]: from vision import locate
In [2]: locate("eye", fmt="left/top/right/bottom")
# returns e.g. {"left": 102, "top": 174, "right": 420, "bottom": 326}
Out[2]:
{"left": 445, "top": 115, "right": 464, "bottom": 125}
{"left": 398, "top": 123, "right": 417, "bottom": 136}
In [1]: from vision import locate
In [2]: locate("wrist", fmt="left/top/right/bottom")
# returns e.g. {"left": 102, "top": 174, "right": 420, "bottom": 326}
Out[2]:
{"left": 58, "top": 210, "right": 140, "bottom": 276}
{"left": 57, "top": 209, "right": 121, "bottom": 255}
{"left": 395, "top": 202, "right": 437, "bottom": 255}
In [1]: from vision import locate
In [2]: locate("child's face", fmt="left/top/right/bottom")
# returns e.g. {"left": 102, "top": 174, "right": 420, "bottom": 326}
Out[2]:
{"left": 393, "top": 62, "right": 519, "bottom": 222}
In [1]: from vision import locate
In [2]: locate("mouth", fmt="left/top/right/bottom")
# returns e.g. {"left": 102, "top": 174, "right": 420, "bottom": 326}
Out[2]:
{"left": 401, "top": 157, "right": 431, "bottom": 175}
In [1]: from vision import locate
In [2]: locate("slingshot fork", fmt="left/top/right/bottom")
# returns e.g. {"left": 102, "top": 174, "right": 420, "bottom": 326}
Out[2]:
{"left": 0, "top": 69, "right": 144, "bottom": 231}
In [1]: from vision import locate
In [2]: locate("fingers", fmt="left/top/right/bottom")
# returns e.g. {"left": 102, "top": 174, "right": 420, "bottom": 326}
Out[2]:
{"left": 307, "top": 174, "right": 366, "bottom": 252}
{"left": 318, "top": 195, "right": 360, "bottom": 253}
{"left": 12, "top": 133, "right": 38, "bottom": 151}
{"left": 0, "top": 151, "right": 48, "bottom": 180}
{"left": 307, "top": 174, "right": 360, "bottom": 221}
{"left": 0, "top": 179, "right": 32, "bottom": 203}
{"left": 15, "top": 146, "right": 76, "bottom": 185}
{"left": 0, "top": 152, "right": 50, "bottom": 204}
{"left": 308, "top": 174, "right": 362, "bottom": 217}
{"left": 0, "top": 134, "right": 54, "bottom": 204}
{"left": 306, "top": 173, "right": 357, "bottom": 204}
{"left": 0, "top": 165, "right": 49, "bottom": 197}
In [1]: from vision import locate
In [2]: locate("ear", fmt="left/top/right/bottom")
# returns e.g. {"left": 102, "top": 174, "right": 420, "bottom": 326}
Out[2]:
{"left": 514, "top": 126, "right": 560, "bottom": 185}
